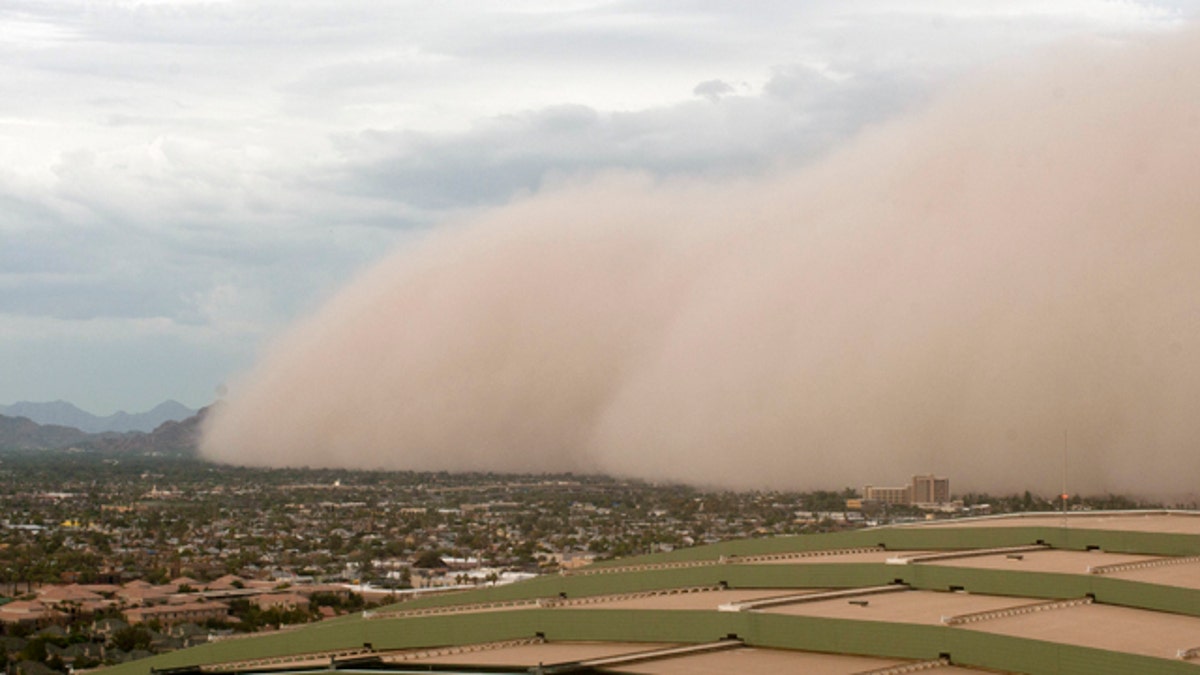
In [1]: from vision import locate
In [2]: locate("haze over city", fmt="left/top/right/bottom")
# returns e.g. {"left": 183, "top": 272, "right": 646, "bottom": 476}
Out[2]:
{"left": 5, "top": 2, "right": 1200, "bottom": 497}
{"left": 202, "top": 23, "right": 1200, "bottom": 499}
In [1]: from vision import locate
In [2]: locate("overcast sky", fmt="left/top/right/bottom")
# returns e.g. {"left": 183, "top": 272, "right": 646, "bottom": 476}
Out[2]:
{"left": 1, "top": 0, "right": 1193, "bottom": 415}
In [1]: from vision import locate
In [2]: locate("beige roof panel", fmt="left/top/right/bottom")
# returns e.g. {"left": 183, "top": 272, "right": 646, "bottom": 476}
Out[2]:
{"left": 1095, "top": 558, "right": 1200, "bottom": 589}
{"left": 914, "top": 512, "right": 1200, "bottom": 535}
{"left": 970, "top": 602, "right": 1200, "bottom": 660}
{"left": 747, "top": 549, "right": 932, "bottom": 565}
{"left": 398, "top": 641, "right": 679, "bottom": 666}
{"left": 761, "top": 589, "right": 1033, "bottom": 625}
{"left": 616, "top": 647, "right": 999, "bottom": 674}
{"left": 922, "top": 549, "right": 1160, "bottom": 575}
{"left": 569, "top": 588, "right": 815, "bottom": 611}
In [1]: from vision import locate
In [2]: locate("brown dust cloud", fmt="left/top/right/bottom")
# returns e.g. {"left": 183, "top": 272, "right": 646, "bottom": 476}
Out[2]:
{"left": 202, "top": 28, "right": 1200, "bottom": 500}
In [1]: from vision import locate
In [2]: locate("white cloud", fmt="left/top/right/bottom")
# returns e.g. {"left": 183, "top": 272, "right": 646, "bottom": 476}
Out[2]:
{"left": 0, "top": 10, "right": 80, "bottom": 48}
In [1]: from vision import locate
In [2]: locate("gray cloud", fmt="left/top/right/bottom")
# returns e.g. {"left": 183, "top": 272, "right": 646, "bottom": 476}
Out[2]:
{"left": 335, "top": 66, "right": 930, "bottom": 210}
{"left": 693, "top": 79, "right": 735, "bottom": 102}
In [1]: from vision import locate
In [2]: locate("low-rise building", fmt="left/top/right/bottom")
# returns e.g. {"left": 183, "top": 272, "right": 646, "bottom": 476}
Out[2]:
{"left": 0, "top": 601, "right": 65, "bottom": 626}
{"left": 249, "top": 593, "right": 310, "bottom": 611}
{"left": 862, "top": 484, "right": 912, "bottom": 505}
{"left": 556, "top": 552, "right": 597, "bottom": 570}
{"left": 123, "top": 601, "right": 229, "bottom": 626}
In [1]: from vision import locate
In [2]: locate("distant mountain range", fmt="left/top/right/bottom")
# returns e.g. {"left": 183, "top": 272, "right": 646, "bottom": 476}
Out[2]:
{"left": 0, "top": 406, "right": 209, "bottom": 456}
{"left": 0, "top": 399, "right": 197, "bottom": 433}
{"left": 0, "top": 415, "right": 92, "bottom": 451}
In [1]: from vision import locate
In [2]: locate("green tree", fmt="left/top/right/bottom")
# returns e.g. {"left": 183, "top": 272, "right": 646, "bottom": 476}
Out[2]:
{"left": 19, "top": 638, "right": 48, "bottom": 663}
{"left": 110, "top": 625, "right": 152, "bottom": 652}
{"left": 413, "top": 551, "right": 445, "bottom": 569}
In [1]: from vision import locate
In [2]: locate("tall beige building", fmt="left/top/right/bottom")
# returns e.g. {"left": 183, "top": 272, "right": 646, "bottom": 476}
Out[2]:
{"left": 911, "top": 474, "right": 950, "bottom": 504}
{"left": 862, "top": 475, "right": 950, "bottom": 506}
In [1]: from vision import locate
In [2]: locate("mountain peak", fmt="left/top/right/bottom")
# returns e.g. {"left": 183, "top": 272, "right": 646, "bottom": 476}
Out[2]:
{"left": 0, "top": 400, "right": 199, "bottom": 434}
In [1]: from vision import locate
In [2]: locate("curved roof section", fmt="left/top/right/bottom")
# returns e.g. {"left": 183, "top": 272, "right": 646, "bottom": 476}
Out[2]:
{"left": 95, "top": 511, "right": 1200, "bottom": 675}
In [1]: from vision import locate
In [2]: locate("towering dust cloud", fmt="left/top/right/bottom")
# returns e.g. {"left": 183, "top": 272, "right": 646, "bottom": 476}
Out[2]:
{"left": 202, "top": 29, "right": 1200, "bottom": 499}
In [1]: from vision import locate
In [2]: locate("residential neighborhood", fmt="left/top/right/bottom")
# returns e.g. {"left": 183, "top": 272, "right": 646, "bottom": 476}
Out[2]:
{"left": 0, "top": 449, "right": 1163, "bottom": 673}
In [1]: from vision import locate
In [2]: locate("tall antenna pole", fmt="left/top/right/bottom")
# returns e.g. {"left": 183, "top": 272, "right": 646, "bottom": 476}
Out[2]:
{"left": 1061, "top": 429, "right": 1069, "bottom": 528}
